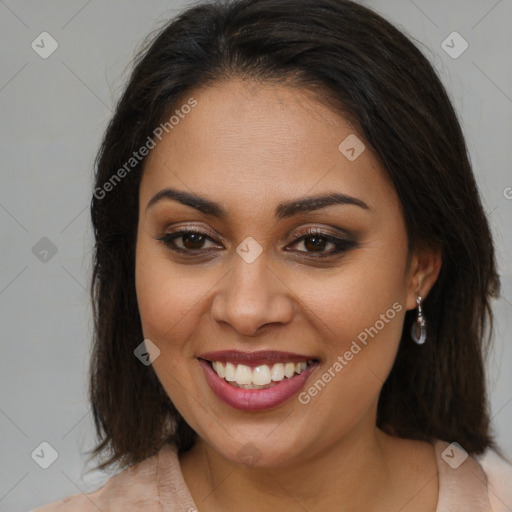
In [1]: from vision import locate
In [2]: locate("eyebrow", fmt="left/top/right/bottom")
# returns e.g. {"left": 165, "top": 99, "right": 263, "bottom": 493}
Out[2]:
{"left": 145, "top": 187, "right": 370, "bottom": 220}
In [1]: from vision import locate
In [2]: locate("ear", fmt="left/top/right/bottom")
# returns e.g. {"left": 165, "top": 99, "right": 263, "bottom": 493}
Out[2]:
{"left": 405, "top": 244, "right": 442, "bottom": 311}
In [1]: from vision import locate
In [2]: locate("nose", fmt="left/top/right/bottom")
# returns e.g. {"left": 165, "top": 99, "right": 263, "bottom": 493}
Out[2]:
{"left": 210, "top": 252, "right": 294, "bottom": 337}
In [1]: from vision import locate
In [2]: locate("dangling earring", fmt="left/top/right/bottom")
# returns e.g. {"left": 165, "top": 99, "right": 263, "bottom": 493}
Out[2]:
{"left": 411, "top": 296, "right": 427, "bottom": 344}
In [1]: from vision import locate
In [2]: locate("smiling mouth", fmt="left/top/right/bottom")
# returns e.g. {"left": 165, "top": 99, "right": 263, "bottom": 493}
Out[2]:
{"left": 200, "top": 359, "right": 319, "bottom": 389}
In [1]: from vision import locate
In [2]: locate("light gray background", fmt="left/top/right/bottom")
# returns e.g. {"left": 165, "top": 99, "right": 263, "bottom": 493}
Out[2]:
{"left": 1, "top": 0, "right": 511, "bottom": 510}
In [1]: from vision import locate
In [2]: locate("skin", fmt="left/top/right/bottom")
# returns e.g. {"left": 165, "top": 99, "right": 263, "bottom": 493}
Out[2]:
{"left": 135, "top": 78, "right": 442, "bottom": 511}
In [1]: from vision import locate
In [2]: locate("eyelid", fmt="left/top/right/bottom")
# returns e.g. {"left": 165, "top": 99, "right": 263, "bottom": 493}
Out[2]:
{"left": 161, "top": 224, "right": 345, "bottom": 240}
{"left": 156, "top": 224, "right": 357, "bottom": 257}
{"left": 157, "top": 227, "right": 222, "bottom": 250}
{"left": 160, "top": 223, "right": 224, "bottom": 243}
{"left": 289, "top": 224, "right": 352, "bottom": 239}
{"left": 161, "top": 222, "right": 351, "bottom": 241}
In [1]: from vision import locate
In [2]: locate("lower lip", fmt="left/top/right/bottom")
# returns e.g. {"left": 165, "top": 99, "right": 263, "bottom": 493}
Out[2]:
{"left": 199, "top": 359, "right": 318, "bottom": 411}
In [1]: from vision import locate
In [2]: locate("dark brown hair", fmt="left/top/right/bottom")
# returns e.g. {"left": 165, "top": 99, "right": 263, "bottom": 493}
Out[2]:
{"left": 87, "top": 0, "right": 502, "bottom": 472}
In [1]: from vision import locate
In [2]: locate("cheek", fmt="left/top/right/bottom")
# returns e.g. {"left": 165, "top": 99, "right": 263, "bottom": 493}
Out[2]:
{"left": 294, "top": 237, "right": 408, "bottom": 413}
{"left": 135, "top": 239, "right": 194, "bottom": 343}
{"left": 135, "top": 237, "right": 222, "bottom": 358}
{"left": 134, "top": 244, "right": 203, "bottom": 409}
{"left": 297, "top": 244, "right": 407, "bottom": 344}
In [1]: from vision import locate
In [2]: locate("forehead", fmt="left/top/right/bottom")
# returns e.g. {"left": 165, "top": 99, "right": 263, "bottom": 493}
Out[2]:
{"left": 140, "top": 79, "right": 398, "bottom": 220}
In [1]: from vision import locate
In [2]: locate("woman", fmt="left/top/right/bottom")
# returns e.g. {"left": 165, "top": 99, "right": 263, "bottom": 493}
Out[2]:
{"left": 33, "top": 0, "right": 512, "bottom": 510}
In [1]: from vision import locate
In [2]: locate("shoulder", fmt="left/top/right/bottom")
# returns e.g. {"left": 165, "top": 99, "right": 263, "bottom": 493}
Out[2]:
{"left": 475, "top": 447, "right": 512, "bottom": 512}
{"left": 30, "top": 449, "right": 164, "bottom": 512}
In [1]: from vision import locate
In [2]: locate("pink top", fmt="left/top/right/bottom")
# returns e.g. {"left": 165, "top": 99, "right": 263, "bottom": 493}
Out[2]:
{"left": 31, "top": 440, "right": 512, "bottom": 511}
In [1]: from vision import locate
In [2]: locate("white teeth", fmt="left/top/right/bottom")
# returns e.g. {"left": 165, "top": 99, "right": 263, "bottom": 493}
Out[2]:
{"left": 295, "top": 362, "right": 307, "bottom": 374}
{"left": 225, "top": 362, "right": 236, "bottom": 381}
{"left": 253, "top": 365, "right": 272, "bottom": 385}
{"left": 284, "top": 362, "right": 295, "bottom": 378}
{"left": 212, "top": 361, "right": 225, "bottom": 379}
{"left": 271, "top": 363, "right": 285, "bottom": 381}
{"left": 210, "top": 360, "right": 313, "bottom": 386}
{"left": 234, "top": 364, "right": 252, "bottom": 385}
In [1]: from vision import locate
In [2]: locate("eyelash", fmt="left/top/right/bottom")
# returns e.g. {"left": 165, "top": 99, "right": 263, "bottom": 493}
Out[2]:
{"left": 156, "top": 227, "right": 357, "bottom": 258}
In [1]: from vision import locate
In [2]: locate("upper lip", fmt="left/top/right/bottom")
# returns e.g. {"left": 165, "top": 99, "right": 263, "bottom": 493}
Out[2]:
{"left": 199, "top": 350, "right": 318, "bottom": 367}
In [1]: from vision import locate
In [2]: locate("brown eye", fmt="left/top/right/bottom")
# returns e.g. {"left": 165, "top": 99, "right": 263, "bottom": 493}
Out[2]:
{"left": 156, "top": 227, "right": 357, "bottom": 258}
{"left": 180, "top": 232, "right": 207, "bottom": 250}
{"left": 301, "top": 235, "right": 330, "bottom": 252}
{"left": 156, "top": 230, "right": 219, "bottom": 252}
{"left": 288, "top": 229, "right": 357, "bottom": 256}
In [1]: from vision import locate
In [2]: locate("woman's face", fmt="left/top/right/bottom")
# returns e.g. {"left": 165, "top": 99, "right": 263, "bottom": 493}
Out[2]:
{"left": 135, "top": 79, "right": 428, "bottom": 467}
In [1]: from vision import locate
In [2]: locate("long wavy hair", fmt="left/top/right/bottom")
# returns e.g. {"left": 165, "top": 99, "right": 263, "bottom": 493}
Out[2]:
{"left": 87, "top": 0, "right": 501, "bottom": 472}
